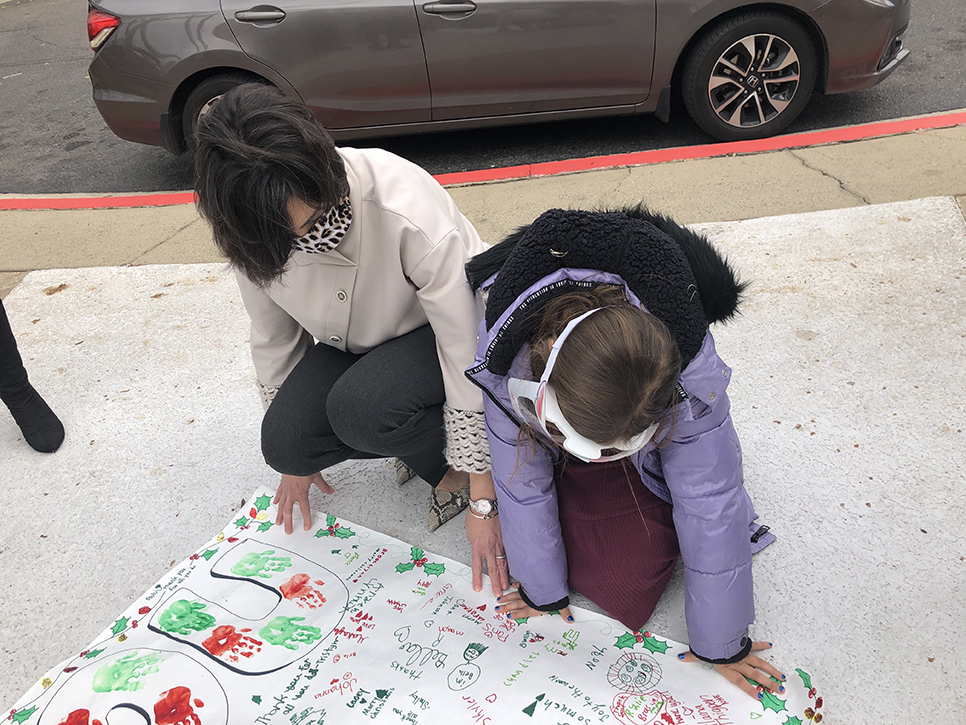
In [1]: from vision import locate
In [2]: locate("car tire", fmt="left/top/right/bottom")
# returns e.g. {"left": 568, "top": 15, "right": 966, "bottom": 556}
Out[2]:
{"left": 682, "top": 13, "right": 817, "bottom": 142}
{"left": 182, "top": 72, "right": 265, "bottom": 145}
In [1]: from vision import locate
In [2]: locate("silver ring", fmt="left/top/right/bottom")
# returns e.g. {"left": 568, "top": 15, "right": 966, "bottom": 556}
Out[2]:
{"left": 495, "top": 555, "right": 507, "bottom": 559}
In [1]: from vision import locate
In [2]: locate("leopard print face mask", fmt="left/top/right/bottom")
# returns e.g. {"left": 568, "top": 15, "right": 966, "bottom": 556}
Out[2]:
{"left": 293, "top": 196, "right": 352, "bottom": 254}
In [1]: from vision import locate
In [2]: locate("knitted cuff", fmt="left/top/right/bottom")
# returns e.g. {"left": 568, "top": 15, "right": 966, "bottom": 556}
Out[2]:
{"left": 690, "top": 636, "right": 753, "bottom": 665}
{"left": 518, "top": 585, "right": 570, "bottom": 613}
{"left": 443, "top": 405, "right": 491, "bottom": 473}
{"left": 258, "top": 381, "right": 280, "bottom": 411}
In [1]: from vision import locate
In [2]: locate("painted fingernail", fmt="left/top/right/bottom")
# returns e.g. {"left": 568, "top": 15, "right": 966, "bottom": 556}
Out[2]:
{"left": 677, "top": 653, "right": 686, "bottom": 660}
{"left": 757, "top": 693, "right": 763, "bottom": 700}
{"left": 780, "top": 674, "right": 786, "bottom": 680}
{"left": 497, "top": 596, "right": 501, "bottom": 601}
{"left": 495, "top": 606, "right": 500, "bottom": 610}
{"left": 505, "top": 612, "right": 511, "bottom": 618}
{"left": 779, "top": 686, "right": 785, "bottom": 693}
{"left": 768, "top": 642, "right": 773, "bottom": 647}
{"left": 567, "top": 616, "right": 574, "bottom": 622}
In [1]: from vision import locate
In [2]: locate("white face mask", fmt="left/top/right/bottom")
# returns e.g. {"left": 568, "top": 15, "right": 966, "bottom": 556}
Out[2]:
{"left": 507, "top": 308, "right": 659, "bottom": 463}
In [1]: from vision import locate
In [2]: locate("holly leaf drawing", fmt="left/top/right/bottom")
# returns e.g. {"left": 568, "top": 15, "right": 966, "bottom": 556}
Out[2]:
{"left": 396, "top": 562, "right": 416, "bottom": 573}
{"left": 423, "top": 562, "right": 445, "bottom": 577}
{"left": 331, "top": 550, "right": 342, "bottom": 555}
{"left": 83, "top": 648, "right": 105, "bottom": 660}
{"left": 784, "top": 717, "right": 803, "bottom": 725}
{"left": 254, "top": 494, "right": 272, "bottom": 512}
{"left": 257, "top": 521, "right": 274, "bottom": 532}
{"left": 615, "top": 633, "right": 639, "bottom": 649}
{"left": 410, "top": 547, "right": 424, "bottom": 561}
{"left": 757, "top": 687, "right": 787, "bottom": 714}
{"left": 333, "top": 527, "right": 355, "bottom": 539}
{"left": 111, "top": 618, "right": 129, "bottom": 636}
{"left": 233, "top": 516, "right": 249, "bottom": 528}
{"left": 200, "top": 549, "right": 218, "bottom": 561}
{"left": 514, "top": 617, "right": 529, "bottom": 624}
{"left": 796, "top": 668, "right": 812, "bottom": 690}
{"left": 252, "top": 695, "right": 262, "bottom": 705}
{"left": 326, "top": 514, "right": 337, "bottom": 528}
{"left": 314, "top": 529, "right": 329, "bottom": 539}
{"left": 640, "top": 635, "right": 670, "bottom": 655}
{"left": 11, "top": 706, "right": 38, "bottom": 723}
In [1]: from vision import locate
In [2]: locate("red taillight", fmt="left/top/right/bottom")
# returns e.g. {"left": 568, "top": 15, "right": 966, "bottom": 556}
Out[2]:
{"left": 88, "top": 8, "right": 120, "bottom": 51}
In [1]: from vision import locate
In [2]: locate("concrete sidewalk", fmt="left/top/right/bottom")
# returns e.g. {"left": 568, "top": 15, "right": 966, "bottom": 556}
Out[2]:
{"left": 2, "top": 122, "right": 966, "bottom": 720}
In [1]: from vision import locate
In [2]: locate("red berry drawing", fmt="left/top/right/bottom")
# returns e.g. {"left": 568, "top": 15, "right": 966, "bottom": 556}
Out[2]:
{"left": 131, "top": 620, "right": 138, "bottom": 628}
{"left": 808, "top": 687, "right": 816, "bottom": 698}
{"left": 227, "top": 537, "right": 239, "bottom": 543}
{"left": 815, "top": 696, "right": 823, "bottom": 709}
{"left": 250, "top": 507, "right": 258, "bottom": 518}
{"left": 139, "top": 606, "right": 151, "bottom": 615}
{"left": 643, "top": 631, "right": 651, "bottom": 638}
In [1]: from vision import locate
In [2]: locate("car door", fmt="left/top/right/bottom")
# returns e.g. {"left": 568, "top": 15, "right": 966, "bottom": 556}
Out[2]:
{"left": 221, "top": 0, "right": 431, "bottom": 129}
{"left": 417, "top": 0, "right": 656, "bottom": 120}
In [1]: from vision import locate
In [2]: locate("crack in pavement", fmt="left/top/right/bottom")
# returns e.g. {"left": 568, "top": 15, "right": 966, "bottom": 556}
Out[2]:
{"left": 789, "top": 150, "right": 872, "bottom": 205}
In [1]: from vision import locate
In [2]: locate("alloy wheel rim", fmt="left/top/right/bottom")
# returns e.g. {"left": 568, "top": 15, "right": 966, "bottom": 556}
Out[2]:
{"left": 707, "top": 33, "right": 801, "bottom": 128}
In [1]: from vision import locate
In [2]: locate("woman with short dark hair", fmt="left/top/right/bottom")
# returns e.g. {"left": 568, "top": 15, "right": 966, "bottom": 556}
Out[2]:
{"left": 193, "top": 84, "right": 507, "bottom": 597}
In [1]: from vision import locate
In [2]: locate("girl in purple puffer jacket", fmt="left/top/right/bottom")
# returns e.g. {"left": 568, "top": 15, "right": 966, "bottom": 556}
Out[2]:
{"left": 464, "top": 207, "right": 784, "bottom": 700}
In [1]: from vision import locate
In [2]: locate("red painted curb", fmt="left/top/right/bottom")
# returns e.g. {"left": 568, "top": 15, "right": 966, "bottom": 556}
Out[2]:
{"left": 3, "top": 111, "right": 964, "bottom": 211}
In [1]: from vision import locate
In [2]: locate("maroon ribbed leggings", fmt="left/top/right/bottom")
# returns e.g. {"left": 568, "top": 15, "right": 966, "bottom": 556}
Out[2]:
{"left": 555, "top": 457, "right": 680, "bottom": 632}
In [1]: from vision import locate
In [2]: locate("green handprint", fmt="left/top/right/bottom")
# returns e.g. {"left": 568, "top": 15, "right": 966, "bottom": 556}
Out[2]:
{"left": 258, "top": 616, "right": 323, "bottom": 651}
{"left": 158, "top": 599, "right": 217, "bottom": 635}
{"left": 92, "top": 651, "right": 163, "bottom": 693}
{"left": 230, "top": 550, "right": 293, "bottom": 579}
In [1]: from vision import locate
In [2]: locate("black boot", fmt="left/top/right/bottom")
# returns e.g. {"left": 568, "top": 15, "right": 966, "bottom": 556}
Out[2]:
{"left": 0, "top": 299, "right": 64, "bottom": 452}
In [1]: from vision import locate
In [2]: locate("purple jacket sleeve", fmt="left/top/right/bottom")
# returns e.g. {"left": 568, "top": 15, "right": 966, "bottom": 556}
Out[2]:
{"left": 483, "top": 393, "right": 571, "bottom": 606}
{"left": 661, "top": 335, "right": 756, "bottom": 661}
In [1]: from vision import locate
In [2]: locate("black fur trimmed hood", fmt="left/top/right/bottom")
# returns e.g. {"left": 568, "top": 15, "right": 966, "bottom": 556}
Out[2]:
{"left": 466, "top": 206, "right": 747, "bottom": 375}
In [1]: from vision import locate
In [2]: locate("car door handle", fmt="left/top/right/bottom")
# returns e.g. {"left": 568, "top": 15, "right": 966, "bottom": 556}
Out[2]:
{"left": 422, "top": 2, "right": 477, "bottom": 14}
{"left": 235, "top": 7, "right": 286, "bottom": 24}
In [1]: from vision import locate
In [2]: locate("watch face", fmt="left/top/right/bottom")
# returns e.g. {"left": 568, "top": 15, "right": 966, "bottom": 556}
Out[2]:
{"left": 471, "top": 499, "right": 494, "bottom": 515}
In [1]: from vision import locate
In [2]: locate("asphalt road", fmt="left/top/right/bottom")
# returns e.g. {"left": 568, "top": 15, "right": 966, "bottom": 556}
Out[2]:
{"left": 0, "top": 0, "right": 964, "bottom": 195}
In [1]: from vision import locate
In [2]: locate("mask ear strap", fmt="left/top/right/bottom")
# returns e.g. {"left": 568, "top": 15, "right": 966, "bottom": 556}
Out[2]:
{"left": 539, "top": 307, "right": 605, "bottom": 387}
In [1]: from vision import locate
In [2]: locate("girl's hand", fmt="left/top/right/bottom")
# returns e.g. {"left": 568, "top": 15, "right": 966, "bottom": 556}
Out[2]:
{"left": 680, "top": 641, "right": 786, "bottom": 700}
{"left": 494, "top": 584, "right": 573, "bottom": 623}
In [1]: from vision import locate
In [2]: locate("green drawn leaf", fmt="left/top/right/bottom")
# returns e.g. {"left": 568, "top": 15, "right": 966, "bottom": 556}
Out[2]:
{"left": 11, "top": 706, "right": 38, "bottom": 723}
{"left": 252, "top": 695, "right": 262, "bottom": 705}
{"left": 423, "top": 562, "right": 446, "bottom": 577}
{"left": 759, "top": 688, "right": 787, "bottom": 714}
{"left": 784, "top": 717, "right": 803, "bottom": 725}
{"left": 796, "top": 668, "right": 812, "bottom": 690}
{"left": 411, "top": 547, "right": 424, "bottom": 561}
{"left": 83, "top": 649, "right": 105, "bottom": 660}
{"left": 615, "top": 633, "right": 638, "bottom": 649}
{"left": 333, "top": 527, "right": 356, "bottom": 539}
{"left": 514, "top": 617, "right": 529, "bottom": 624}
{"left": 254, "top": 494, "right": 272, "bottom": 512}
{"left": 326, "top": 514, "right": 336, "bottom": 528}
{"left": 201, "top": 549, "right": 218, "bottom": 561}
{"left": 331, "top": 550, "right": 342, "bottom": 555}
{"left": 234, "top": 517, "right": 249, "bottom": 528}
{"left": 111, "top": 618, "right": 129, "bottom": 636}
{"left": 257, "top": 521, "right": 274, "bottom": 532}
{"left": 396, "top": 562, "right": 416, "bottom": 573}
{"left": 314, "top": 529, "right": 328, "bottom": 539}
{"left": 640, "top": 635, "right": 670, "bottom": 655}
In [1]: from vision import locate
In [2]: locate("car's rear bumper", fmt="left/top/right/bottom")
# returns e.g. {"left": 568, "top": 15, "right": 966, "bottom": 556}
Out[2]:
{"left": 89, "top": 53, "right": 172, "bottom": 148}
{"left": 817, "top": 0, "right": 910, "bottom": 94}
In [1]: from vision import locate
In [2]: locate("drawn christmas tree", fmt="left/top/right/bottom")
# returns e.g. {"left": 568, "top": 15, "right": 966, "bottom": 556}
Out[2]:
{"left": 395, "top": 547, "right": 445, "bottom": 576}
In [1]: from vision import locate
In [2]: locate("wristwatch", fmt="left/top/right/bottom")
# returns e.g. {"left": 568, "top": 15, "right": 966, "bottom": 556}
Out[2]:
{"left": 468, "top": 497, "right": 499, "bottom": 520}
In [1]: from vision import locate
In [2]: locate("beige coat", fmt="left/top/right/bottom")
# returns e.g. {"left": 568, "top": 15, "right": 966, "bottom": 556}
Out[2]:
{"left": 235, "top": 147, "right": 489, "bottom": 472}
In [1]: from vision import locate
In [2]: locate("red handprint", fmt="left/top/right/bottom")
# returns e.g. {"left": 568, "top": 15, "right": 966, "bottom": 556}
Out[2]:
{"left": 202, "top": 625, "right": 263, "bottom": 663}
{"left": 154, "top": 686, "right": 203, "bottom": 725}
{"left": 280, "top": 573, "right": 328, "bottom": 610}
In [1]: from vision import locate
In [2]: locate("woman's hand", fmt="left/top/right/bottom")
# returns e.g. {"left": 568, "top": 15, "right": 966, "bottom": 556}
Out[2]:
{"left": 494, "top": 584, "right": 573, "bottom": 623}
{"left": 273, "top": 472, "right": 335, "bottom": 534}
{"left": 465, "top": 511, "right": 510, "bottom": 597}
{"left": 680, "top": 641, "right": 786, "bottom": 700}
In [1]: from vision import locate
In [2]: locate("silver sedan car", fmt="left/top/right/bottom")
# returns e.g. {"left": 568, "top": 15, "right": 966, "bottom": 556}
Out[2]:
{"left": 87, "top": 0, "right": 909, "bottom": 153}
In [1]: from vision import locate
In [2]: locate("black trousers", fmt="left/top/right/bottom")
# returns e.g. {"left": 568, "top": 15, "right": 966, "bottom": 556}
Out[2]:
{"left": 261, "top": 324, "right": 449, "bottom": 487}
